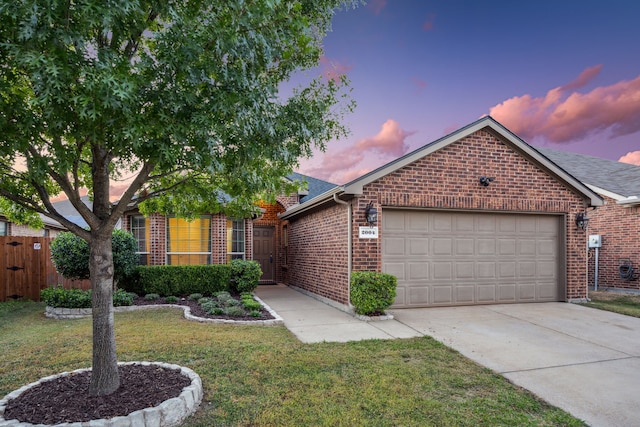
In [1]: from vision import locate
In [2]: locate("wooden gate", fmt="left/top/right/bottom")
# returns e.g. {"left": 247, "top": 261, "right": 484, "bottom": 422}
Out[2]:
{"left": 0, "top": 236, "right": 90, "bottom": 302}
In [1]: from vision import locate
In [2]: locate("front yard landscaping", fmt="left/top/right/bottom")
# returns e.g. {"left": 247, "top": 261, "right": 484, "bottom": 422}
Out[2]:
{"left": 0, "top": 301, "right": 583, "bottom": 426}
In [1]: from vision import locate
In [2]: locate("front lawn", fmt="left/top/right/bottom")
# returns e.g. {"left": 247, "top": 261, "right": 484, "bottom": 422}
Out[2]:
{"left": 582, "top": 290, "right": 640, "bottom": 318}
{"left": 0, "top": 302, "right": 583, "bottom": 426}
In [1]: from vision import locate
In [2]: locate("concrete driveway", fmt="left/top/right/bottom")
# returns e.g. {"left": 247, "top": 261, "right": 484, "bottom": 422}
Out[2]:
{"left": 389, "top": 303, "right": 640, "bottom": 427}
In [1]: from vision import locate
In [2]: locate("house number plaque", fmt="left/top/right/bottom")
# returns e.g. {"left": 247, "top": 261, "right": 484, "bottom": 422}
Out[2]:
{"left": 359, "top": 226, "right": 379, "bottom": 239}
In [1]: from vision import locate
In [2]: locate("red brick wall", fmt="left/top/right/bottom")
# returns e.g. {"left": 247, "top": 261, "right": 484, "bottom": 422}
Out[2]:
{"left": 286, "top": 204, "right": 350, "bottom": 304}
{"left": 284, "top": 129, "right": 592, "bottom": 304}
{"left": 587, "top": 195, "right": 640, "bottom": 289}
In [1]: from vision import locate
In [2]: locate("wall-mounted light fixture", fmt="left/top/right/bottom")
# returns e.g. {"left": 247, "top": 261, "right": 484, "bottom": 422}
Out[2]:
{"left": 364, "top": 202, "right": 378, "bottom": 226}
{"left": 479, "top": 176, "right": 495, "bottom": 187}
{"left": 575, "top": 212, "right": 589, "bottom": 230}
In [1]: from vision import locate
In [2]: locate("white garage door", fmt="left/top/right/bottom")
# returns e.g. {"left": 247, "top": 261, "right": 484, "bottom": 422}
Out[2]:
{"left": 382, "top": 210, "right": 564, "bottom": 307}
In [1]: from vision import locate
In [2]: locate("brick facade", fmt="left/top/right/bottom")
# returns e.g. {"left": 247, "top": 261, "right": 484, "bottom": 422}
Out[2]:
{"left": 285, "top": 203, "right": 350, "bottom": 304}
{"left": 587, "top": 196, "right": 640, "bottom": 289}
{"left": 122, "top": 212, "right": 251, "bottom": 265}
{"left": 283, "top": 129, "right": 592, "bottom": 305}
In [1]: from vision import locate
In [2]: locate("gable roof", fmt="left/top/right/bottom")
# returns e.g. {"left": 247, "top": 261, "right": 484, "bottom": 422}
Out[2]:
{"left": 281, "top": 116, "right": 603, "bottom": 219}
{"left": 536, "top": 147, "right": 640, "bottom": 205}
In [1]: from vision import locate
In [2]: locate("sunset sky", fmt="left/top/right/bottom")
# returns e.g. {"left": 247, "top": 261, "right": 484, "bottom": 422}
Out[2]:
{"left": 294, "top": 0, "right": 640, "bottom": 184}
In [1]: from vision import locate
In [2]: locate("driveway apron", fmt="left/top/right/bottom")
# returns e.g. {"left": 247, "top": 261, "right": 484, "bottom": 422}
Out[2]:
{"left": 389, "top": 303, "right": 640, "bottom": 427}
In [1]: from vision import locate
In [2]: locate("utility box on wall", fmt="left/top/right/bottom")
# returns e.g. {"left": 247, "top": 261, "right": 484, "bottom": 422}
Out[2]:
{"left": 588, "top": 235, "right": 602, "bottom": 248}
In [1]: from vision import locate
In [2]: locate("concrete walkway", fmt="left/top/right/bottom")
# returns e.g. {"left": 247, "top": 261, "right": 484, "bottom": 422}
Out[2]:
{"left": 256, "top": 284, "right": 640, "bottom": 426}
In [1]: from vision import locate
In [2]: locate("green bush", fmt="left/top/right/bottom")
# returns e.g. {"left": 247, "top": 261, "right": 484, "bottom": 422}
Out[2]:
{"left": 188, "top": 293, "right": 203, "bottom": 301}
{"left": 135, "top": 265, "right": 231, "bottom": 296}
{"left": 229, "top": 260, "right": 262, "bottom": 293}
{"left": 40, "top": 286, "right": 134, "bottom": 308}
{"left": 243, "top": 299, "right": 262, "bottom": 311}
{"left": 249, "top": 310, "right": 262, "bottom": 318}
{"left": 144, "top": 293, "right": 160, "bottom": 301}
{"left": 225, "top": 305, "right": 246, "bottom": 317}
{"left": 113, "top": 288, "right": 134, "bottom": 307}
{"left": 50, "top": 230, "right": 138, "bottom": 286}
{"left": 350, "top": 271, "right": 397, "bottom": 315}
{"left": 41, "top": 286, "right": 92, "bottom": 308}
{"left": 165, "top": 296, "right": 179, "bottom": 303}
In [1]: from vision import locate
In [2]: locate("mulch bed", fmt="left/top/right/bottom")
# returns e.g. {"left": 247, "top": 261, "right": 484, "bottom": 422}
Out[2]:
{"left": 3, "top": 364, "right": 191, "bottom": 424}
{"left": 131, "top": 294, "right": 275, "bottom": 321}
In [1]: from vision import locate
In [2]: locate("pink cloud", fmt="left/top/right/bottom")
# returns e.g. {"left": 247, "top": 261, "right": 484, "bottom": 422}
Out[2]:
{"left": 422, "top": 13, "right": 436, "bottom": 31}
{"left": 412, "top": 77, "right": 428, "bottom": 92}
{"left": 302, "top": 119, "right": 416, "bottom": 183}
{"left": 619, "top": 151, "right": 640, "bottom": 166}
{"left": 319, "top": 56, "right": 353, "bottom": 83}
{"left": 367, "top": 0, "right": 387, "bottom": 15}
{"left": 489, "top": 66, "right": 640, "bottom": 143}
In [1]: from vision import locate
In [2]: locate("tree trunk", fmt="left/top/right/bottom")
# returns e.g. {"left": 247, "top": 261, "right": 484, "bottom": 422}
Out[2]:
{"left": 88, "top": 232, "right": 120, "bottom": 396}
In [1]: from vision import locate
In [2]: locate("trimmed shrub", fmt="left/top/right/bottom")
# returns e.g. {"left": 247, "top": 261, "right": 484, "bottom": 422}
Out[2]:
{"left": 135, "top": 264, "right": 231, "bottom": 297}
{"left": 50, "top": 230, "right": 138, "bottom": 286}
{"left": 144, "top": 293, "right": 160, "bottom": 301}
{"left": 113, "top": 288, "right": 134, "bottom": 307}
{"left": 243, "top": 300, "right": 262, "bottom": 311}
{"left": 41, "top": 286, "right": 91, "bottom": 308}
{"left": 40, "top": 286, "right": 134, "bottom": 308}
{"left": 165, "top": 296, "right": 179, "bottom": 303}
{"left": 229, "top": 260, "right": 262, "bottom": 293}
{"left": 350, "top": 271, "right": 397, "bottom": 315}
{"left": 188, "top": 293, "right": 203, "bottom": 301}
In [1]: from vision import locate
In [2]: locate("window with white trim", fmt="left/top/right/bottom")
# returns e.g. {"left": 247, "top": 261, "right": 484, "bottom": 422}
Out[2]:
{"left": 129, "top": 215, "right": 150, "bottom": 265}
{"left": 166, "top": 215, "right": 212, "bottom": 265}
{"left": 0, "top": 220, "right": 7, "bottom": 236}
{"left": 226, "top": 219, "right": 245, "bottom": 262}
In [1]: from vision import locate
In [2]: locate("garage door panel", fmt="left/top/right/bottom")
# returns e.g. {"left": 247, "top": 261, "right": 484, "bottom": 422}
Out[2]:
{"left": 432, "top": 238, "right": 452, "bottom": 255}
{"left": 383, "top": 262, "right": 405, "bottom": 280}
{"left": 455, "top": 239, "right": 474, "bottom": 255}
{"left": 384, "top": 237, "right": 406, "bottom": 255}
{"left": 384, "top": 209, "right": 563, "bottom": 308}
{"left": 409, "top": 238, "right": 429, "bottom": 255}
{"left": 457, "top": 285, "right": 475, "bottom": 303}
{"left": 432, "top": 286, "right": 453, "bottom": 304}
{"left": 455, "top": 262, "right": 474, "bottom": 279}
{"left": 408, "top": 262, "right": 428, "bottom": 280}
{"left": 409, "top": 286, "right": 429, "bottom": 305}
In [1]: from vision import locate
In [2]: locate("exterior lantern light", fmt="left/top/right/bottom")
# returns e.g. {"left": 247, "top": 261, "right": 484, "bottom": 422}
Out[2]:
{"left": 364, "top": 202, "right": 378, "bottom": 226}
{"left": 575, "top": 212, "right": 589, "bottom": 230}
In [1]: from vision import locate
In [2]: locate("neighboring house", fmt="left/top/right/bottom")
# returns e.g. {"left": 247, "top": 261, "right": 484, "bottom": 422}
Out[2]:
{"left": 537, "top": 148, "right": 640, "bottom": 291}
{"left": 121, "top": 173, "right": 335, "bottom": 284}
{"left": 0, "top": 214, "right": 65, "bottom": 237}
{"left": 280, "top": 116, "right": 603, "bottom": 309}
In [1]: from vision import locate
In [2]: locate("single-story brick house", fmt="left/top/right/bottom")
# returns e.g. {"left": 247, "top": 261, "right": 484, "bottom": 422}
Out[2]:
{"left": 279, "top": 116, "right": 603, "bottom": 309}
{"left": 537, "top": 148, "right": 640, "bottom": 291}
{"left": 120, "top": 173, "right": 336, "bottom": 284}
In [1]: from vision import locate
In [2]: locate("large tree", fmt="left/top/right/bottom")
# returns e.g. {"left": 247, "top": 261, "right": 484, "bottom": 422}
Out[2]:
{"left": 0, "top": 0, "right": 355, "bottom": 396}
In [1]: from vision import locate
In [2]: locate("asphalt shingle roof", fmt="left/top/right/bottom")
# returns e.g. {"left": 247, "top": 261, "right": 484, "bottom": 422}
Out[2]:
{"left": 537, "top": 147, "right": 640, "bottom": 198}
{"left": 288, "top": 172, "right": 338, "bottom": 203}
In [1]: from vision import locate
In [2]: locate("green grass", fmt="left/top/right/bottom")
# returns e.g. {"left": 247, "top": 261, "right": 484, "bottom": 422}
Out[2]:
{"left": 582, "top": 291, "right": 640, "bottom": 318}
{"left": 0, "top": 302, "right": 584, "bottom": 426}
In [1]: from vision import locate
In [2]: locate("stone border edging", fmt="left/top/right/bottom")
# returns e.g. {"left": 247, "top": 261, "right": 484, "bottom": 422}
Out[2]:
{"left": 0, "top": 361, "right": 202, "bottom": 427}
{"left": 45, "top": 295, "right": 284, "bottom": 326}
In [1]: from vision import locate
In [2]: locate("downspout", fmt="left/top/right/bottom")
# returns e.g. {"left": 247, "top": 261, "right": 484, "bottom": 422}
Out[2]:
{"left": 333, "top": 193, "right": 352, "bottom": 306}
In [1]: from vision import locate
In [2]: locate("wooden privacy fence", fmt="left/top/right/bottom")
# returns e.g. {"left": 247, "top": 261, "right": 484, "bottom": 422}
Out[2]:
{"left": 0, "top": 236, "right": 90, "bottom": 302}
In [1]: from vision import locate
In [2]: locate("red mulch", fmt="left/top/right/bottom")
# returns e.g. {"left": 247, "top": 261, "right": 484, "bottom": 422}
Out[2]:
{"left": 3, "top": 364, "right": 191, "bottom": 424}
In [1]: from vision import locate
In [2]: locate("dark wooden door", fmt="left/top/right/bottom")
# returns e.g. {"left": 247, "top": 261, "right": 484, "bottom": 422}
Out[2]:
{"left": 253, "top": 227, "right": 275, "bottom": 283}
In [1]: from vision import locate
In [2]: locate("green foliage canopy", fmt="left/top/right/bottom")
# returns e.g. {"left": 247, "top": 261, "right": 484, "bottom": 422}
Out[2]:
{"left": 0, "top": 0, "right": 356, "bottom": 234}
